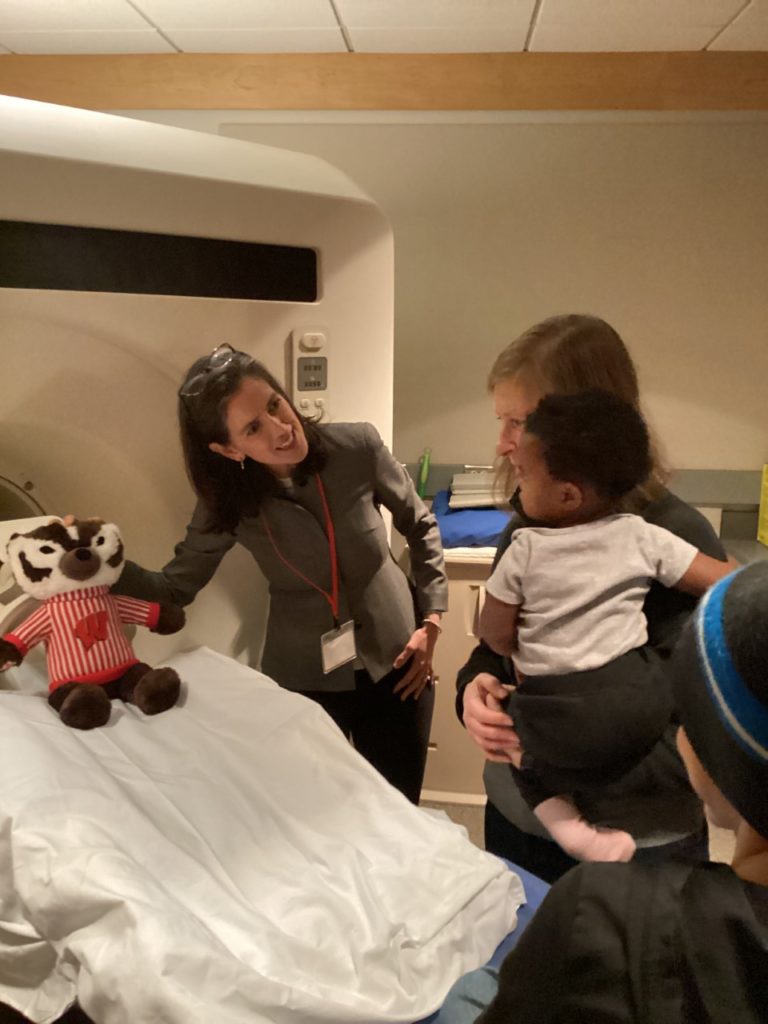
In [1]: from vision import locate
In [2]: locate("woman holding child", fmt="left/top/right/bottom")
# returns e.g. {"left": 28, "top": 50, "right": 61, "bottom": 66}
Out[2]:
{"left": 457, "top": 313, "right": 729, "bottom": 880}
{"left": 478, "top": 388, "right": 732, "bottom": 863}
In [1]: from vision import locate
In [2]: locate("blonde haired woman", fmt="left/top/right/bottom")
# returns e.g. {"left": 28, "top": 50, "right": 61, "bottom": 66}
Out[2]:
{"left": 457, "top": 314, "right": 729, "bottom": 881}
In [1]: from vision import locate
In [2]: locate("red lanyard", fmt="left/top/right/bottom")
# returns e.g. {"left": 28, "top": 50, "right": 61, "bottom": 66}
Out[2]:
{"left": 261, "top": 474, "right": 340, "bottom": 627}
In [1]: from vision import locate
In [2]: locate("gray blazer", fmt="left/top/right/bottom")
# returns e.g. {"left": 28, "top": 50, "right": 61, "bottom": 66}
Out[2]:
{"left": 118, "top": 422, "right": 447, "bottom": 692}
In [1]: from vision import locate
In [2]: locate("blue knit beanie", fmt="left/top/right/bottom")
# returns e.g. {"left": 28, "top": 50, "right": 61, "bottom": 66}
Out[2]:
{"left": 672, "top": 562, "right": 768, "bottom": 838}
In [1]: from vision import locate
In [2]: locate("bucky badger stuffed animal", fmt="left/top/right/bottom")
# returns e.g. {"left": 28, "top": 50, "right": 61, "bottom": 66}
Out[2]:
{"left": 0, "top": 517, "right": 184, "bottom": 730}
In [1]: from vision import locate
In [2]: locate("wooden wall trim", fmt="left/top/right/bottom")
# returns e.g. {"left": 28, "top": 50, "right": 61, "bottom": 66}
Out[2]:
{"left": 0, "top": 52, "right": 767, "bottom": 111}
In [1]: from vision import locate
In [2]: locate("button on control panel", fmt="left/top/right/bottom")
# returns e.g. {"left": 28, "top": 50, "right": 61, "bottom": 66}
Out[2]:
{"left": 292, "top": 329, "right": 330, "bottom": 419}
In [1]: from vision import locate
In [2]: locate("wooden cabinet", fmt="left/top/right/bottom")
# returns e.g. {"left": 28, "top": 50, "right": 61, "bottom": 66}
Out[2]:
{"left": 422, "top": 555, "right": 493, "bottom": 800}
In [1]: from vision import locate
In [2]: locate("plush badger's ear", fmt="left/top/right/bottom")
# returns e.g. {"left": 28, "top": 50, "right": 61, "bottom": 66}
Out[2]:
{"left": 0, "top": 534, "right": 19, "bottom": 570}
{"left": 0, "top": 553, "right": 9, "bottom": 588}
{"left": 0, "top": 520, "right": 64, "bottom": 589}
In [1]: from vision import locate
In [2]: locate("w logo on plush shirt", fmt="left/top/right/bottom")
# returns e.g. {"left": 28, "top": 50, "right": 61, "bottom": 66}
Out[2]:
{"left": 74, "top": 611, "right": 109, "bottom": 651}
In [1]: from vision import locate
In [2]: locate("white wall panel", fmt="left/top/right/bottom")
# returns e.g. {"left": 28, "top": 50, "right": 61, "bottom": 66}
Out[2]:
{"left": 0, "top": 29, "right": 174, "bottom": 53}
{"left": 0, "top": 0, "right": 147, "bottom": 31}
{"left": 531, "top": 0, "right": 745, "bottom": 51}
{"left": 335, "top": 0, "right": 536, "bottom": 30}
{"left": 710, "top": 0, "right": 768, "bottom": 49}
{"left": 132, "top": 0, "right": 338, "bottom": 31}
{"left": 348, "top": 26, "right": 527, "bottom": 51}
{"left": 164, "top": 27, "right": 346, "bottom": 53}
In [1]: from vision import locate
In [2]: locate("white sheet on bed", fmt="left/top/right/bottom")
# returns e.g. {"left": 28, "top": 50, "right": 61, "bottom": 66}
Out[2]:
{"left": 0, "top": 647, "right": 523, "bottom": 1024}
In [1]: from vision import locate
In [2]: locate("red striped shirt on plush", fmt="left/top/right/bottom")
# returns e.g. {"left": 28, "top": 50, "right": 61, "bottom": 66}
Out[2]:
{"left": 3, "top": 586, "right": 159, "bottom": 690}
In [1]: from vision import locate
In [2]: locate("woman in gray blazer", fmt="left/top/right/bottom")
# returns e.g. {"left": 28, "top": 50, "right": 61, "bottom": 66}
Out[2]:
{"left": 118, "top": 344, "right": 448, "bottom": 803}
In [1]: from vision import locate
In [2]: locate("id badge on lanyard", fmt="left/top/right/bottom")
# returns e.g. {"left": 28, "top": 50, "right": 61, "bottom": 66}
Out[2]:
{"left": 320, "top": 620, "right": 356, "bottom": 673}
{"left": 262, "top": 475, "right": 357, "bottom": 674}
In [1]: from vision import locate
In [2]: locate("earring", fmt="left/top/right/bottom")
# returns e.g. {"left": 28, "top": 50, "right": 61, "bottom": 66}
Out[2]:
{"left": 239, "top": 457, "right": 245, "bottom": 471}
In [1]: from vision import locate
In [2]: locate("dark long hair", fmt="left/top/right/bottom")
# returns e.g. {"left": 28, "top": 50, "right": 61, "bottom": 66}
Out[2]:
{"left": 178, "top": 350, "right": 326, "bottom": 533}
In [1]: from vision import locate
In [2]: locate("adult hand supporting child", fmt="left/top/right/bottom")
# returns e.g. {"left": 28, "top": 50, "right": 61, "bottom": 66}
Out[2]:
{"left": 455, "top": 313, "right": 728, "bottom": 883}
{"left": 462, "top": 674, "right": 520, "bottom": 763}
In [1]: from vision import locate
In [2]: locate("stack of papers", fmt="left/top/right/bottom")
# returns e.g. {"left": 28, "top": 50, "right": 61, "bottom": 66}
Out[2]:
{"left": 448, "top": 470, "right": 499, "bottom": 509}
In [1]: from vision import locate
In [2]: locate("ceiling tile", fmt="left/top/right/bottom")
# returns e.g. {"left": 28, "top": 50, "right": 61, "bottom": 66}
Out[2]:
{"left": 710, "top": 0, "right": 768, "bottom": 49}
{"left": 348, "top": 26, "right": 527, "bottom": 51}
{"left": 336, "top": 0, "right": 536, "bottom": 30}
{"left": 165, "top": 28, "right": 346, "bottom": 52}
{"left": 0, "top": 29, "right": 175, "bottom": 53}
{"left": 133, "top": 0, "right": 338, "bottom": 30}
{"left": 0, "top": 0, "right": 149, "bottom": 32}
{"left": 531, "top": 0, "right": 745, "bottom": 51}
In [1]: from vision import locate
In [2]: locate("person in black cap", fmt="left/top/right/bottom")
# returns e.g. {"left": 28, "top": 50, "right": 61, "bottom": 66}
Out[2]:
{"left": 440, "top": 561, "right": 768, "bottom": 1024}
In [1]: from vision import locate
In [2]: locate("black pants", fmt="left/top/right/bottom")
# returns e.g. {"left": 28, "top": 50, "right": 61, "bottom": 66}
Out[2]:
{"left": 303, "top": 661, "right": 435, "bottom": 805}
{"left": 507, "top": 646, "right": 673, "bottom": 811}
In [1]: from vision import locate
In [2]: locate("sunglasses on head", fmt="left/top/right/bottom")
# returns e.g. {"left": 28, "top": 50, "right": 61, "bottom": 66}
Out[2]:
{"left": 178, "top": 343, "right": 240, "bottom": 399}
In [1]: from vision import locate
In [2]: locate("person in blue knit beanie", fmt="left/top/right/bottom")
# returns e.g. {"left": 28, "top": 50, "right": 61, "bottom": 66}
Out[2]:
{"left": 442, "top": 561, "right": 768, "bottom": 1024}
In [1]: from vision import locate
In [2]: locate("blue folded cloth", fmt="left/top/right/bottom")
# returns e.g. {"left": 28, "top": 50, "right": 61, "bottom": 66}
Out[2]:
{"left": 432, "top": 489, "right": 512, "bottom": 548}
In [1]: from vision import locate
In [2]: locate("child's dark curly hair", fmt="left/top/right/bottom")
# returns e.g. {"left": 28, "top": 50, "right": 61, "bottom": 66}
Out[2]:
{"left": 525, "top": 389, "right": 652, "bottom": 502}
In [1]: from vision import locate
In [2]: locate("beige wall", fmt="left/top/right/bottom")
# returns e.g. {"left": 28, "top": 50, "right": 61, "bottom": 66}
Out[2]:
{"left": 118, "top": 111, "right": 768, "bottom": 471}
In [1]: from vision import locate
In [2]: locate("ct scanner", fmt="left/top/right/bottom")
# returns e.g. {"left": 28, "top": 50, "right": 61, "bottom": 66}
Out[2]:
{"left": 0, "top": 97, "right": 527, "bottom": 1023}
{"left": 0, "top": 94, "right": 394, "bottom": 676}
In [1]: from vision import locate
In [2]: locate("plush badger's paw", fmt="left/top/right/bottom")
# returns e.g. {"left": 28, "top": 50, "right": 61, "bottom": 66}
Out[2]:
{"left": 59, "top": 684, "right": 112, "bottom": 730}
{"left": 132, "top": 667, "right": 181, "bottom": 716}
{"left": 0, "top": 639, "right": 23, "bottom": 671}
{"left": 153, "top": 603, "right": 186, "bottom": 635}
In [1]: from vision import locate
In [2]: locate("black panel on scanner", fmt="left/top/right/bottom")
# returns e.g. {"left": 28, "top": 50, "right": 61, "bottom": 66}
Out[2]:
{"left": 0, "top": 219, "right": 317, "bottom": 302}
